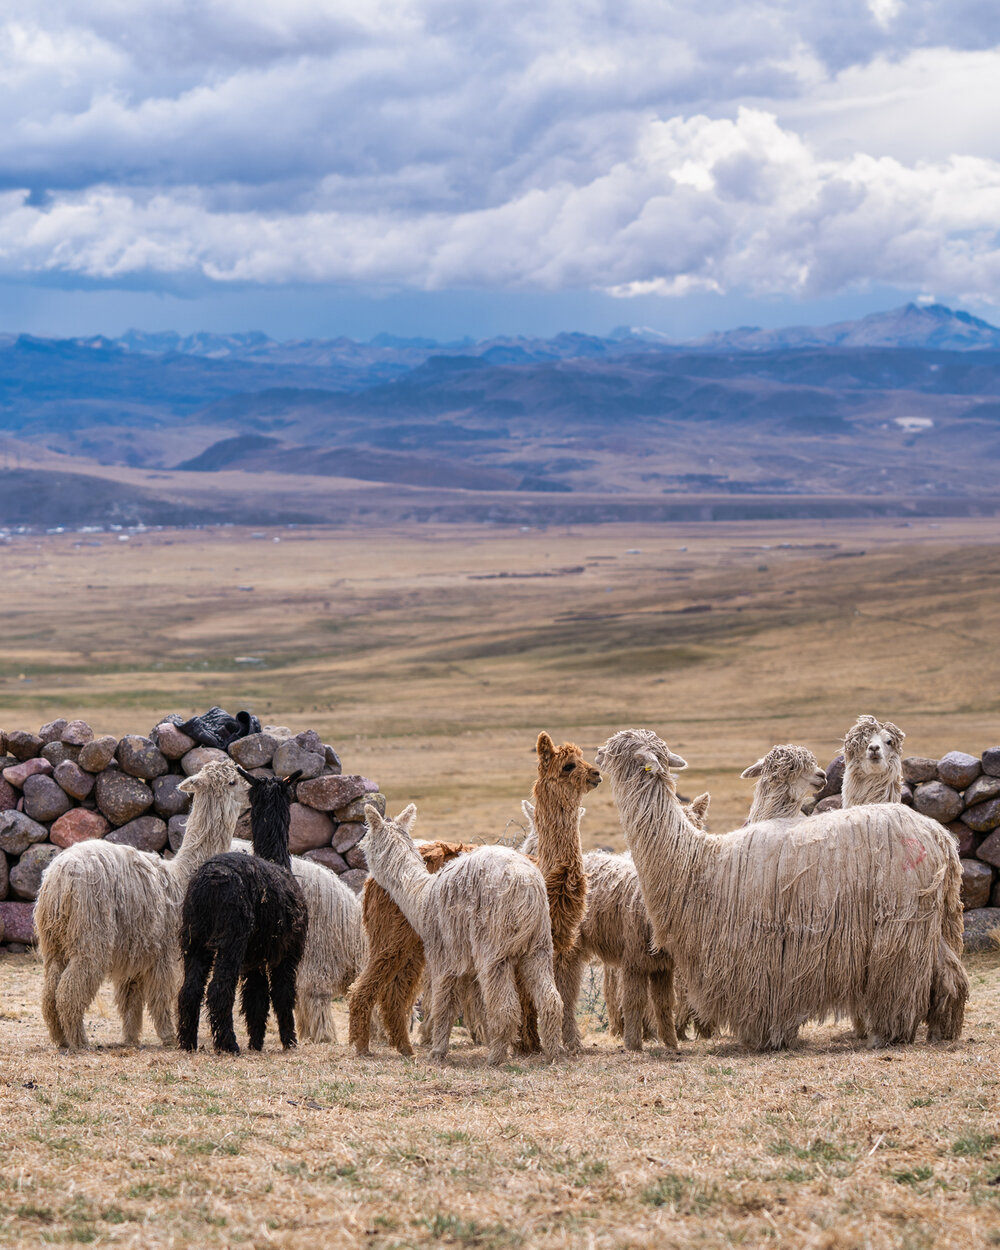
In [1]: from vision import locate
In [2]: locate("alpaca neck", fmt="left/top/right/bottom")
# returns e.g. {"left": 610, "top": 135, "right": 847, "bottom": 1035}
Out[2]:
{"left": 170, "top": 791, "right": 240, "bottom": 890}
{"left": 611, "top": 771, "right": 711, "bottom": 953}
{"left": 364, "top": 827, "right": 432, "bottom": 936}
{"left": 748, "top": 780, "right": 798, "bottom": 822}
{"left": 842, "top": 764, "right": 901, "bottom": 808}
{"left": 249, "top": 792, "right": 293, "bottom": 871}
{"left": 531, "top": 781, "right": 584, "bottom": 878}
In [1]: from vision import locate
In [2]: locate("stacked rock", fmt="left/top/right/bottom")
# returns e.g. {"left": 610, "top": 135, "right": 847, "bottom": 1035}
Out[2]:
{"left": 0, "top": 717, "right": 382, "bottom": 949}
{"left": 813, "top": 746, "right": 1000, "bottom": 951}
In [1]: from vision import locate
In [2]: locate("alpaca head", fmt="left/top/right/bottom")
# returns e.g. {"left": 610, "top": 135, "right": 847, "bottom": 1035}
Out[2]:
{"left": 177, "top": 758, "right": 248, "bottom": 815}
{"left": 234, "top": 766, "right": 303, "bottom": 804}
{"left": 741, "top": 744, "right": 826, "bottom": 806}
{"left": 533, "top": 732, "right": 601, "bottom": 805}
{"left": 361, "top": 803, "right": 418, "bottom": 856}
{"left": 843, "top": 715, "right": 905, "bottom": 777}
{"left": 684, "top": 792, "right": 711, "bottom": 829}
{"left": 595, "top": 728, "right": 688, "bottom": 793}
{"left": 234, "top": 767, "right": 303, "bottom": 863}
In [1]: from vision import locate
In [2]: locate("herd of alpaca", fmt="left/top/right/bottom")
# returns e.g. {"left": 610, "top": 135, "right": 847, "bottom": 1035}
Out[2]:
{"left": 32, "top": 712, "right": 967, "bottom": 1060}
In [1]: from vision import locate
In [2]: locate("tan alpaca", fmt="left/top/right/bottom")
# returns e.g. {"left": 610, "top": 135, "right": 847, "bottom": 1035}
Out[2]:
{"left": 361, "top": 804, "right": 564, "bottom": 1066}
{"left": 36, "top": 760, "right": 247, "bottom": 1051}
{"left": 597, "top": 728, "right": 967, "bottom": 1050}
{"left": 741, "top": 745, "right": 827, "bottom": 821}
{"left": 842, "top": 715, "right": 905, "bottom": 807}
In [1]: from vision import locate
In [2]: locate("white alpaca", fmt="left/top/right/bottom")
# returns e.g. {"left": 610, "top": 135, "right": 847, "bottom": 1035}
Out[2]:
{"left": 741, "top": 744, "right": 827, "bottom": 821}
{"left": 231, "top": 838, "right": 367, "bottom": 1043}
{"left": 842, "top": 714, "right": 905, "bottom": 807}
{"left": 596, "top": 728, "right": 967, "bottom": 1050}
{"left": 361, "top": 804, "right": 564, "bottom": 1066}
{"left": 36, "top": 760, "right": 247, "bottom": 1050}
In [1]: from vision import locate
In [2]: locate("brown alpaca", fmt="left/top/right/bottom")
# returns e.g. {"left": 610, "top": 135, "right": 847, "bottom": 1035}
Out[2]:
{"left": 526, "top": 731, "right": 601, "bottom": 1052}
{"left": 347, "top": 839, "right": 473, "bottom": 1055}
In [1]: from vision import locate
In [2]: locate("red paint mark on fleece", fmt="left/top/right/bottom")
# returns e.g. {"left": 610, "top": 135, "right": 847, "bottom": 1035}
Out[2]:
{"left": 898, "top": 836, "right": 927, "bottom": 871}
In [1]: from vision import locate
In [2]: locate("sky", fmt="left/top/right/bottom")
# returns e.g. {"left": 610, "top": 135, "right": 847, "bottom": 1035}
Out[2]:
{"left": 3, "top": 0, "right": 1000, "bottom": 342}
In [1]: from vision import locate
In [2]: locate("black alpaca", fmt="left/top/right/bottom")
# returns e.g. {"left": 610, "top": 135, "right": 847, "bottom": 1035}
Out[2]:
{"left": 177, "top": 769, "right": 308, "bottom": 1054}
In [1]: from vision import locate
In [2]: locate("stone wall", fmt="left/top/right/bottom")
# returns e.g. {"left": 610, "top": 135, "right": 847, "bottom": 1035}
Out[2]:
{"left": 0, "top": 717, "right": 382, "bottom": 949}
{"left": 812, "top": 746, "right": 1000, "bottom": 952}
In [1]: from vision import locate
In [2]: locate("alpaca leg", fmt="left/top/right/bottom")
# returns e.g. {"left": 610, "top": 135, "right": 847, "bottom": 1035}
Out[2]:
{"left": 296, "top": 992, "right": 337, "bottom": 1045}
{"left": 144, "top": 967, "right": 178, "bottom": 1047}
{"left": 478, "top": 961, "right": 520, "bottom": 1067}
{"left": 377, "top": 952, "right": 425, "bottom": 1057}
{"left": 241, "top": 970, "right": 271, "bottom": 1051}
{"left": 621, "top": 968, "right": 650, "bottom": 1052}
{"left": 461, "top": 977, "right": 487, "bottom": 1043}
{"left": 514, "top": 967, "right": 541, "bottom": 1054}
{"left": 647, "top": 967, "right": 678, "bottom": 1049}
{"left": 268, "top": 956, "right": 300, "bottom": 1050}
{"left": 604, "top": 966, "right": 624, "bottom": 1038}
{"left": 205, "top": 943, "right": 247, "bottom": 1055}
{"left": 54, "top": 957, "right": 103, "bottom": 1052}
{"left": 862, "top": 933, "right": 927, "bottom": 1048}
{"left": 926, "top": 942, "right": 968, "bottom": 1042}
{"left": 418, "top": 973, "right": 434, "bottom": 1046}
{"left": 429, "top": 972, "right": 458, "bottom": 1062}
{"left": 519, "top": 951, "right": 565, "bottom": 1061}
{"left": 177, "top": 945, "right": 213, "bottom": 1052}
{"left": 555, "top": 951, "right": 584, "bottom": 1052}
{"left": 42, "top": 957, "right": 68, "bottom": 1048}
{"left": 114, "top": 978, "right": 144, "bottom": 1047}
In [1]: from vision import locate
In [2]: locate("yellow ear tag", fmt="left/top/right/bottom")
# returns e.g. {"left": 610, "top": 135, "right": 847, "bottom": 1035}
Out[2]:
{"left": 644, "top": 765, "right": 652, "bottom": 772}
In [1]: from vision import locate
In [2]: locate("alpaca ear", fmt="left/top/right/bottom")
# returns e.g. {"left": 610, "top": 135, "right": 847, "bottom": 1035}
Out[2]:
{"left": 741, "top": 760, "right": 765, "bottom": 780}
{"left": 636, "top": 748, "right": 663, "bottom": 775}
{"left": 667, "top": 750, "right": 688, "bottom": 770}
{"left": 364, "top": 805, "right": 384, "bottom": 833}
{"left": 396, "top": 803, "right": 418, "bottom": 833}
{"left": 521, "top": 799, "right": 535, "bottom": 822}
{"left": 536, "top": 732, "right": 556, "bottom": 766}
{"left": 284, "top": 770, "right": 303, "bottom": 786}
{"left": 235, "top": 766, "right": 255, "bottom": 785}
{"left": 883, "top": 721, "right": 905, "bottom": 747}
{"left": 689, "top": 792, "right": 710, "bottom": 818}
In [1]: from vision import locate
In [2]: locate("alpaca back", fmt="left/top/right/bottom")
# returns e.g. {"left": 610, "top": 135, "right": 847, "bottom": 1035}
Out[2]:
{"left": 424, "top": 846, "right": 552, "bottom": 974}
{"left": 182, "top": 852, "right": 307, "bottom": 963}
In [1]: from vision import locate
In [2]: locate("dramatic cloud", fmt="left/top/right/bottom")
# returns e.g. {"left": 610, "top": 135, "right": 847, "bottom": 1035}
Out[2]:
{"left": 1, "top": 0, "right": 999, "bottom": 303}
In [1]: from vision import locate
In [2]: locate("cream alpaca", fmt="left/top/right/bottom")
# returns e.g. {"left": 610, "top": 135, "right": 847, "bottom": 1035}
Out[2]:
{"left": 842, "top": 714, "right": 905, "bottom": 807}
{"left": 36, "top": 760, "right": 247, "bottom": 1051}
{"left": 741, "top": 745, "right": 827, "bottom": 821}
{"left": 232, "top": 838, "right": 366, "bottom": 1042}
{"left": 361, "top": 804, "right": 564, "bottom": 1066}
{"left": 596, "top": 728, "right": 966, "bottom": 1050}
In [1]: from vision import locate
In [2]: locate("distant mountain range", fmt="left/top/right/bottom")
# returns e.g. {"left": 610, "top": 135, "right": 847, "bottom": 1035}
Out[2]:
{"left": 1, "top": 302, "right": 999, "bottom": 523}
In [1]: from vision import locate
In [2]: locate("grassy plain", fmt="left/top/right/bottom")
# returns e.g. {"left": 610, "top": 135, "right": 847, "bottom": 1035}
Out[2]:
{"left": 2, "top": 516, "right": 999, "bottom": 836}
{"left": 2, "top": 517, "right": 1000, "bottom": 1246}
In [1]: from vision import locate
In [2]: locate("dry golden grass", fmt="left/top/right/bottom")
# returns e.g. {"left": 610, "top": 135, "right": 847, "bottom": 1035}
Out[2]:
{"left": 0, "top": 954, "right": 998, "bottom": 1249}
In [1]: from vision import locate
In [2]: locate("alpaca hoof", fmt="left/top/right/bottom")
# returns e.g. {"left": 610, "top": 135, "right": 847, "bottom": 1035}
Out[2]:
{"left": 215, "top": 1041, "right": 240, "bottom": 1055}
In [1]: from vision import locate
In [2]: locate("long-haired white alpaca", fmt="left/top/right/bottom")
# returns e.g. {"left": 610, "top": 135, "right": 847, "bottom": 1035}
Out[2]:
{"left": 361, "top": 803, "right": 564, "bottom": 1066}
{"left": 36, "top": 759, "right": 248, "bottom": 1050}
{"left": 596, "top": 728, "right": 966, "bottom": 1050}
{"left": 231, "top": 837, "right": 366, "bottom": 1043}
{"left": 842, "top": 714, "right": 905, "bottom": 807}
{"left": 741, "top": 744, "right": 827, "bottom": 821}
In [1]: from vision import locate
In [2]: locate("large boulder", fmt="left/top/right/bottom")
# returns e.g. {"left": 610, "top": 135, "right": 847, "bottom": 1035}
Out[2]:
{"left": 339, "top": 869, "right": 367, "bottom": 893}
{"left": 332, "top": 822, "right": 367, "bottom": 854}
{"left": 912, "top": 780, "right": 963, "bottom": 824}
{"left": 287, "top": 804, "right": 334, "bottom": 855}
{"left": 40, "top": 741, "right": 81, "bottom": 768}
{"left": 812, "top": 795, "right": 842, "bottom": 815}
{"left": 6, "top": 731, "right": 42, "bottom": 761}
{"left": 0, "top": 850, "right": 7, "bottom": 900}
{"left": 943, "top": 821, "right": 978, "bottom": 859}
{"left": 117, "top": 735, "right": 169, "bottom": 781}
{"left": 50, "top": 808, "right": 110, "bottom": 848}
{"left": 982, "top": 747, "right": 1000, "bottom": 778}
{"left": 0, "top": 778, "right": 18, "bottom": 812}
{"left": 335, "top": 793, "right": 386, "bottom": 823}
{"left": 10, "top": 844, "right": 61, "bottom": 901}
{"left": 965, "top": 798, "right": 1000, "bottom": 836}
{"left": 344, "top": 844, "right": 368, "bottom": 871}
{"left": 960, "top": 858, "right": 994, "bottom": 910}
{"left": 0, "top": 811, "right": 49, "bottom": 856}
{"left": 964, "top": 775, "right": 1000, "bottom": 808}
{"left": 167, "top": 814, "right": 188, "bottom": 852}
{"left": 228, "top": 733, "right": 278, "bottom": 770}
{"left": 962, "top": 907, "right": 1000, "bottom": 953}
{"left": 61, "top": 720, "right": 94, "bottom": 746}
{"left": 975, "top": 826, "right": 1000, "bottom": 868}
{"left": 151, "top": 774, "right": 191, "bottom": 819}
{"left": 77, "top": 735, "right": 118, "bottom": 773}
{"left": 38, "top": 719, "right": 68, "bottom": 744}
{"left": 296, "top": 774, "right": 378, "bottom": 813}
{"left": 180, "top": 746, "right": 230, "bottom": 776}
{"left": 22, "top": 774, "right": 72, "bottom": 823}
{"left": 937, "top": 751, "right": 981, "bottom": 790}
{"left": 0, "top": 901, "right": 36, "bottom": 944}
{"left": 3, "top": 757, "right": 53, "bottom": 788}
{"left": 151, "top": 721, "right": 196, "bottom": 760}
{"left": 324, "top": 745, "right": 343, "bottom": 774}
{"left": 814, "top": 754, "right": 844, "bottom": 801}
{"left": 106, "top": 816, "right": 168, "bottom": 853}
{"left": 95, "top": 770, "right": 154, "bottom": 826}
{"left": 302, "top": 847, "right": 349, "bottom": 874}
{"left": 53, "top": 760, "right": 95, "bottom": 801}
{"left": 903, "top": 756, "right": 939, "bottom": 784}
{"left": 272, "top": 740, "right": 324, "bottom": 781}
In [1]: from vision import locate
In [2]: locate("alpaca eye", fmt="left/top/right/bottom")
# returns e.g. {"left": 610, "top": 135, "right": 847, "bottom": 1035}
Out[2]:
{"left": 562, "top": 762, "right": 575, "bottom": 773}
